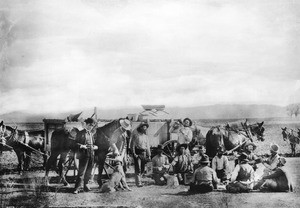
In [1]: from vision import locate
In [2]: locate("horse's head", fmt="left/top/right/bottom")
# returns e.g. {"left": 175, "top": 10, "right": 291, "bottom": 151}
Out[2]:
{"left": 281, "top": 127, "right": 288, "bottom": 141}
{"left": 249, "top": 121, "right": 265, "bottom": 141}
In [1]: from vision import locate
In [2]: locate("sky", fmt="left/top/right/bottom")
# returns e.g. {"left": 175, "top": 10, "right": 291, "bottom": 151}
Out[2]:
{"left": 0, "top": 0, "right": 299, "bottom": 114}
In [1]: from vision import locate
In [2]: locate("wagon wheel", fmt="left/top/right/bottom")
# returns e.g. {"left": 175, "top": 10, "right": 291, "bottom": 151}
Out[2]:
{"left": 162, "top": 140, "right": 178, "bottom": 162}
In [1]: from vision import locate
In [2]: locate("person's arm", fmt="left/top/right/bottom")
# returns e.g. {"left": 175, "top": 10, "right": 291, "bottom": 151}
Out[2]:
{"left": 147, "top": 137, "right": 151, "bottom": 158}
{"left": 131, "top": 133, "right": 137, "bottom": 157}
{"left": 230, "top": 165, "right": 240, "bottom": 182}
{"left": 263, "top": 156, "right": 279, "bottom": 170}
{"left": 212, "top": 157, "right": 217, "bottom": 171}
{"left": 263, "top": 169, "right": 282, "bottom": 180}
{"left": 212, "top": 169, "right": 219, "bottom": 184}
{"left": 186, "top": 129, "right": 193, "bottom": 143}
{"left": 224, "top": 156, "right": 229, "bottom": 171}
{"left": 171, "top": 156, "right": 178, "bottom": 166}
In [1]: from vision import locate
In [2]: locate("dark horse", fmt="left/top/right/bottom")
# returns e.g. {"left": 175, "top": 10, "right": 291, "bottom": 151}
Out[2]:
{"left": 281, "top": 127, "right": 300, "bottom": 157}
{"left": 44, "top": 119, "right": 129, "bottom": 187}
{"left": 0, "top": 121, "right": 47, "bottom": 172}
{"left": 205, "top": 120, "right": 265, "bottom": 158}
{"left": 44, "top": 127, "right": 79, "bottom": 186}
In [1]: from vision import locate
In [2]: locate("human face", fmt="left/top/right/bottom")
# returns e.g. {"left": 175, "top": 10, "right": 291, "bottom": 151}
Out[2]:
{"left": 247, "top": 145, "right": 254, "bottom": 152}
{"left": 86, "top": 123, "right": 93, "bottom": 131}
{"left": 184, "top": 120, "right": 190, "bottom": 127}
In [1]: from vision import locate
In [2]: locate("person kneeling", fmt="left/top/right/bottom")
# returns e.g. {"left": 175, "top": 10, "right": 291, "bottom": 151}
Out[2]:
{"left": 226, "top": 152, "right": 254, "bottom": 193}
{"left": 253, "top": 157, "right": 293, "bottom": 192}
{"left": 189, "top": 155, "right": 219, "bottom": 193}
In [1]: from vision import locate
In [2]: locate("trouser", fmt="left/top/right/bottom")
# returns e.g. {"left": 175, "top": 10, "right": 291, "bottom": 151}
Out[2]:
{"left": 74, "top": 156, "right": 94, "bottom": 189}
{"left": 153, "top": 172, "right": 167, "bottom": 185}
{"left": 216, "top": 169, "right": 227, "bottom": 182}
{"left": 226, "top": 181, "right": 251, "bottom": 193}
{"left": 133, "top": 149, "right": 147, "bottom": 175}
{"left": 190, "top": 182, "right": 214, "bottom": 193}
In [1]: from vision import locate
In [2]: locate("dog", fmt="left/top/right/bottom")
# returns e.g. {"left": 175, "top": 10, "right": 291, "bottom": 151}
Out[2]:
{"left": 99, "top": 161, "right": 132, "bottom": 193}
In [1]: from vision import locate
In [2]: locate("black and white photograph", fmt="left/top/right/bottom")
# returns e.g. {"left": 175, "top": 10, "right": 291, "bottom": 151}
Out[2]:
{"left": 0, "top": 0, "right": 299, "bottom": 207}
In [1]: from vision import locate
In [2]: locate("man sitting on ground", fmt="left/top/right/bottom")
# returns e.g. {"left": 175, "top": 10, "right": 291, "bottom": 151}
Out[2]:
{"left": 152, "top": 144, "right": 170, "bottom": 185}
{"left": 189, "top": 155, "right": 219, "bottom": 193}
{"left": 212, "top": 147, "right": 229, "bottom": 183}
{"left": 171, "top": 144, "right": 192, "bottom": 184}
{"left": 226, "top": 152, "right": 255, "bottom": 193}
{"left": 253, "top": 157, "right": 293, "bottom": 192}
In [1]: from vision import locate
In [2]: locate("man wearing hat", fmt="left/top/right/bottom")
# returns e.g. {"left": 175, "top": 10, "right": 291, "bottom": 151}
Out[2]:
{"left": 189, "top": 155, "right": 219, "bottom": 193}
{"left": 254, "top": 157, "right": 293, "bottom": 192}
{"left": 130, "top": 121, "right": 151, "bottom": 187}
{"left": 244, "top": 142, "right": 259, "bottom": 171}
{"left": 110, "top": 118, "right": 131, "bottom": 159}
{"left": 262, "top": 144, "right": 280, "bottom": 177}
{"left": 151, "top": 144, "right": 170, "bottom": 185}
{"left": 226, "top": 152, "right": 255, "bottom": 193}
{"left": 73, "top": 118, "right": 98, "bottom": 194}
{"left": 212, "top": 146, "right": 229, "bottom": 183}
{"left": 169, "top": 118, "right": 193, "bottom": 149}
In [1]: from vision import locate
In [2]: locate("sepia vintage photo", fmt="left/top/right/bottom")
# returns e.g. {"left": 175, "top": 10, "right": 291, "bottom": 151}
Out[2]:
{"left": 0, "top": 0, "right": 299, "bottom": 207}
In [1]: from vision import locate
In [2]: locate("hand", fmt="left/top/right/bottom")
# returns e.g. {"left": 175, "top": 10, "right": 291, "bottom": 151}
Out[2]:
{"left": 93, "top": 146, "right": 98, "bottom": 150}
{"left": 80, "top": 145, "right": 87, "bottom": 149}
{"left": 133, "top": 154, "right": 138, "bottom": 158}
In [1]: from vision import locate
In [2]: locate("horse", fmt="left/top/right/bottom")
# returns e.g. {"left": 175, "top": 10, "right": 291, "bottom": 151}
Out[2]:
{"left": 205, "top": 120, "right": 265, "bottom": 158}
{"left": 0, "top": 121, "right": 47, "bottom": 172}
{"left": 44, "top": 127, "right": 79, "bottom": 186}
{"left": 281, "top": 127, "right": 300, "bottom": 157}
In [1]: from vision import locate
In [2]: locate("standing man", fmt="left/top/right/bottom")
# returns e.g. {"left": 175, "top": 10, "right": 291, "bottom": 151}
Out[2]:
{"left": 73, "top": 118, "right": 98, "bottom": 194}
{"left": 130, "top": 121, "right": 151, "bottom": 187}
{"left": 110, "top": 118, "right": 132, "bottom": 168}
{"left": 169, "top": 118, "right": 193, "bottom": 153}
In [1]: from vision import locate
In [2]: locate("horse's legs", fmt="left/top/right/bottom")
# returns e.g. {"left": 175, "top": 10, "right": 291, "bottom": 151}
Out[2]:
{"left": 97, "top": 151, "right": 107, "bottom": 188}
{"left": 291, "top": 143, "right": 296, "bottom": 157}
{"left": 45, "top": 152, "right": 60, "bottom": 185}
{"left": 58, "top": 151, "right": 69, "bottom": 186}
{"left": 14, "top": 149, "right": 24, "bottom": 173}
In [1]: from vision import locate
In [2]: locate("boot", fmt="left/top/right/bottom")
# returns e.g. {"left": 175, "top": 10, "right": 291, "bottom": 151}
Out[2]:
{"left": 135, "top": 174, "right": 143, "bottom": 187}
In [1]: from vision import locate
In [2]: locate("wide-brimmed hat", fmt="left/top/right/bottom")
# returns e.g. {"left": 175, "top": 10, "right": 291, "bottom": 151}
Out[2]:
{"left": 270, "top": 144, "right": 279, "bottom": 153}
{"left": 244, "top": 142, "right": 257, "bottom": 150}
{"left": 84, "top": 117, "right": 96, "bottom": 125}
{"left": 139, "top": 122, "right": 149, "bottom": 128}
{"left": 183, "top": 118, "right": 193, "bottom": 127}
{"left": 200, "top": 155, "right": 210, "bottom": 164}
{"left": 120, "top": 119, "right": 131, "bottom": 130}
{"left": 281, "top": 127, "right": 287, "bottom": 131}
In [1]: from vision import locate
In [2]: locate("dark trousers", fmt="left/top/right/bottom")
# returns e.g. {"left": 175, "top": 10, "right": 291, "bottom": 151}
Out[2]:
{"left": 133, "top": 149, "right": 147, "bottom": 175}
{"left": 189, "top": 182, "right": 214, "bottom": 193}
{"left": 216, "top": 169, "right": 227, "bottom": 182}
{"left": 75, "top": 156, "right": 94, "bottom": 189}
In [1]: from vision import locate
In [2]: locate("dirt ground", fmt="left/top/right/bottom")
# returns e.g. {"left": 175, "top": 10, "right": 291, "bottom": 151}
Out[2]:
{"left": 1, "top": 156, "right": 300, "bottom": 208}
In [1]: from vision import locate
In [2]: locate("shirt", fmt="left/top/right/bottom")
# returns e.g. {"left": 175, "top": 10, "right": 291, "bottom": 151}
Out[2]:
{"left": 212, "top": 155, "right": 229, "bottom": 171}
{"left": 230, "top": 163, "right": 254, "bottom": 183}
{"left": 110, "top": 127, "right": 128, "bottom": 158}
{"left": 169, "top": 126, "right": 193, "bottom": 144}
{"left": 171, "top": 154, "right": 191, "bottom": 172}
{"left": 263, "top": 153, "right": 280, "bottom": 171}
{"left": 130, "top": 130, "right": 151, "bottom": 156}
{"left": 152, "top": 154, "right": 169, "bottom": 173}
{"left": 192, "top": 166, "right": 219, "bottom": 184}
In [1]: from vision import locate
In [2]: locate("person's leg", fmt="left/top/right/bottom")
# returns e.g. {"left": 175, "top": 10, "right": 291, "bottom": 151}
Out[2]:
{"left": 83, "top": 157, "right": 94, "bottom": 191}
{"left": 74, "top": 157, "right": 88, "bottom": 193}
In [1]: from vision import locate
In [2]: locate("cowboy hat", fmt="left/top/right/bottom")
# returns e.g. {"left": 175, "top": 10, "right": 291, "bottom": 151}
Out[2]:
{"left": 120, "top": 119, "right": 131, "bottom": 130}
{"left": 281, "top": 127, "right": 287, "bottom": 131}
{"left": 139, "top": 122, "right": 149, "bottom": 128}
{"left": 200, "top": 155, "right": 210, "bottom": 164}
{"left": 244, "top": 142, "right": 257, "bottom": 151}
{"left": 183, "top": 118, "right": 193, "bottom": 127}
{"left": 270, "top": 144, "right": 279, "bottom": 153}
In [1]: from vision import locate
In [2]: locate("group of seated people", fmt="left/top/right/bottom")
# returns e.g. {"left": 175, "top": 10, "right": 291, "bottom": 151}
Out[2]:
{"left": 150, "top": 142, "right": 293, "bottom": 193}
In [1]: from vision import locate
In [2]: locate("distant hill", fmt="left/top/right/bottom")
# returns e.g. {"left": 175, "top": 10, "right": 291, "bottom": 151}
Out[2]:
{"left": 0, "top": 104, "right": 288, "bottom": 122}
